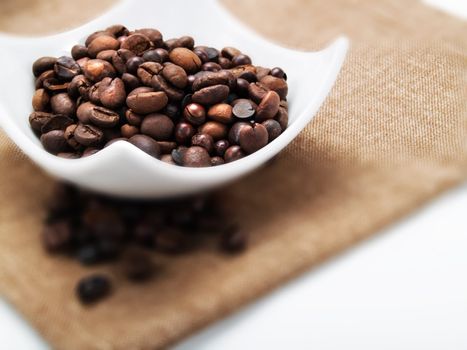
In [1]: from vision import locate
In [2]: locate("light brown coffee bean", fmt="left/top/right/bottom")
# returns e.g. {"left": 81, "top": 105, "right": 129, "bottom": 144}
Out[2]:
{"left": 169, "top": 48, "right": 202, "bottom": 73}
{"left": 256, "top": 90, "right": 280, "bottom": 121}
{"left": 207, "top": 103, "right": 233, "bottom": 124}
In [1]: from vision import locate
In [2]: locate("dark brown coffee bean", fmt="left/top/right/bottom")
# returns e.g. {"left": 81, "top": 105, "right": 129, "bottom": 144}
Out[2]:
{"left": 96, "top": 49, "right": 117, "bottom": 62}
{"left": 141, "top": 113, "right": 174, "bottom": 141}
{"left": 76, "top": 102, "right": 95, "bottom": 123}
{"left": 232, "top": 54, "right": 252, "bottom": 66}
{"left": 87, "top": 35, "right": 120, "bottom": 58}
{"left": 229, "top": 64, "right": 256, "bottom": 79}
{"left": 202, "top": 62, "right": 222, "bottom": 72}
{"left": 151, "top": 75, "right": 185, "bottom": 101}
{"left": 142, "top": 49, "right": 162, "bottom": 63}
{"left": 40, "top": 130, "right": 68, "bottom": 154}
{"left": 64, "top": 124, "right": 81, "bottom": 150}
{"left": 29, "top": 111, "right": 53, "bottom": 132}
{"left": 87, "top": 82, "right": 101, "bottom": 104}
{"left": 157, "top": 141, "right": 177, "bottom": 154}
{"left": 214, "top": 139, "right": 229, "bottom": 156}
{"left": 42, "top": 78, "right": 69, "bottom": 92}
{"left": 120, "top": 124, "right": 139, "bottom": 138}
{"left": 260, "top": 75, "right": 288, "bottom": 100}
{"left": 121, "top": 73, "right": 140, "bottom": 91}
{"left": 135, "top": 28, "right": 163, "bottom": 47}
{"left": 126, "top": 89, "right": 168, "bottom": 114}
{"left": 192, "top": 70, "right": 234, "bottom": 91}
{"left": 174, "top": 122, "right": 195, "bottom": 145}
{"left": 218, "top": 57, "right": 232, "bottom": 69}
{"left": 125, "top": 109, "right": 143, "bottom": 126}
{"left": 50, "top": 93, "right": 76, "bottom": 117}
{"left": 76, "top": 274, "right": 112, "bottom": 305}
{"left": 232, "top": 99, "right": 256, "bottom": 119}
{"left": 35, "top": 69, "right": 55, "bottom": 89}
{"left": 41, "top": 115, "right": 73, "bottom": 133}
{"left": 207, "top": 103, "right": 233, "bottom": 124}
{"left": 211, "top": 156, "right": 225, "bottom": 166}
{"left": 68, "top": 75, "right": 91, "bottom": 98}
{"left": 192, "top": 84, "right": 229, "bottom": 105}
{"left": 238, "top": 123, "right": 268, "bottom": 154}
{"left": 137, "top": 61, "right": 163, "bottom": 86}
{"left": 41, "top": 221, "right": 71, "bottom": 252}
{"left": 54, "top": 56, "right": 81, "bottom": 81}
{"left": 32, "top": 88, "right": 49, "bottom": 112}
{"left": 194, "top": 48, "right": 209, "bottom": 63}
{"left": 220, "top": 227, "right": 247, "bottom": 253}
{"left": 256, "top": 90, "right": 280, "bottom": 121}
{"left": 155, "top": 48, "right": 169, "bottom": 62}
{"left": 71, "top": 45, "right": 88, "bottom": 60}
{"left": 221, "top": 47, "right": 241, "bottom": 59}
{"left": 248, "top": 82, "right": 270, "bottom": 103}
{"left": 169, "top": 48, "right": 202, "bottom": 73}
{"left": 125, "top": 56, "right": 144, "bottom": 74}
{"left": 224, "top": 145, "right": 245, "bottom": 162}
{"left": 236, "top": 78, "right": 250, "bottom": 96}
{"left": 262, "top": 119, "right": 282, "bottom": 142}
{"left": 228, "top": 121, "right": 251, "bottom": 144}
{"left": 192, "top": 133, "right": 214, "bottom": 154}
{"left": 121, "top": 33, "right": 152, "bottom": 55}
{"left": 85, "top": 30, "right": 110, "bottom": 47}
{"left": 183, "top": 103, "right": 206, "bottom": 125}
{"left": 162, "top": 64, "right": 188, "bottom": 89}
{"left": 177, "top": 36, "right": 195, "bottom": 49}
{"left": 256, "top": 66, "right": 271, "bottom": 81}
{"left": 106, "top": 24, "right": 129, "bottom": 37}
{"left": 271, "top": 67, "right": 287, "bottom": 80}
{"left": 198, "top": 121, "right": 227, "bottom": 141}
{"left": 128, "top": 134, "right": 161, "bottom": 158}
{"left": 182, "top": 146, "right": 211, "bottom": 167}
{"left": 83, "top": 59, "right": 116, "bottom": 82}
{"left": 274, "top": 107, "right": 289, "bottom": 130}
{"left": 74, "top": 124, "right": 104, "bottom": 147}
{"left": 89, "top": 106, "right": 120, "bottom": 128}
{"left": 33, "top": 56, "right": 57, "bottom": 77}
{"left": 98, "top": 77, "right": 126, "bottom": 108}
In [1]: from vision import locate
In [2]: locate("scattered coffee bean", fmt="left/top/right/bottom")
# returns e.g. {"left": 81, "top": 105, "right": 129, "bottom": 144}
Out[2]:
{"left": 76, "top": 274, "right": 112, "bottom": 304}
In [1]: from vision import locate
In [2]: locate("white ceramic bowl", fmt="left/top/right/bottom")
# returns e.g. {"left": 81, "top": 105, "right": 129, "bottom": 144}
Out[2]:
{"left": 0, "top": 0, "right": 348, "bottom": 198}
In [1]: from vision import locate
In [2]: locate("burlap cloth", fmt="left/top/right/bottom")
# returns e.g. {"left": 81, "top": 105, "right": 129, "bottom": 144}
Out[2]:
{"left": 0, "top": 0, "right": 466, "bottom": 349}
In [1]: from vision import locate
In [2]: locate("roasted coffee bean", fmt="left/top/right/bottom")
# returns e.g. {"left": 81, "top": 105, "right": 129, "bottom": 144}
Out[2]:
{"left": 64, "top": 124, "right": 81, "bottom": 150}
{"left": 236, "top": 78, "right": 250, "bottom": 96}
{"left": 169, "top": 48, "right": 202, "bottom": 73}
{"left": 248, "top": 82, "right": 269, "bottom": 103}
{"left": 40, "top": 130, "right": 68, "bottom": 154}
{"left": 194, "top": 48, "right": 209, "bottom": 63}
{"left": 229, "top": 64, "right": 256, "bottom": 79}
{"left": 220, "top": 227, "right": 247, "bottom": 253}
{"left": 224, "top": 145, "right": 245, "bottom": 163}
{"left": 162, "top": 64, "right": 188, "bottom": 89}
{"left": 96, "top": 49, "right": 116, "bottom": 62}
{"left": 157, "top": 141, "right": 177, "bottom": 154}
{"left": 171, "top": 146, "right": 187, "bottom": 165}
{"left": 232, "top": 54, "right": 252, "bottom": 66}
{"left": 42, "top": 78, "right": 69, "bottom": 92}
{"left": 183, "top": 103, "right": 205, "bottom": 125}
{"left": 232, "top": 99, "right": 256, "bottom": 119}
{"left": 106, "top": 24, "right": 129, "bottom": 37}
{"left": 211, "top": 156, "right": 224, "bottom": 166}
{"left": 74, "top": 124, "right": 104, "bottom": 147}
{"left": 228, "top": 122, "right": 251, "bottom": 144}
{"left": 137, "top": 61, "right": 163, "bottom": 86}
{"left": 274, "top": 107, "right": 289, "bottom": 130}
{"left": 260, "top": 75, "right": 288, "bottom": 100}
{"left": 271, "top": 67, "right": 287, "bottom": 80}
{"left": 142, "top": 49, "right": 162, "bottom": 63}
{"left": 121, "top": 33, "right": 152, "bottom": 55}
{"left": 198, "top": 121, "right": 227, "bottom": 141}
{"left": 123, "top": 252, "right": 155, "bottom": 282}
{"left": 126, "top": 89, "right": 168, "bottom": 114}
{"left": 141, "top": 113, "right": 174, "bottom": 141}
{"left": 41, "top": 221, "right": 71, "bottom": 252}
{"left": 221, "top": 47, "right": 241, "bottom": 59}
{"left": 121, "top": 72, "right": 140, "bottom": 91}
{"left": 125, "top": 56, "right": 144, "bottom": 74}
{"left": 135, "top": 28, "right": 163, "bottom": 47}
{"left": 54, "top": 56, "right": 81, "bottom": 81}
{"left": 174, "top": 122, "right": 195, "bottom": 145}
{"left": 83, "top": 59, "right": 116, "bottom": 82}
{"left": 155, "top": 48, "right": 169, "bottom": 62}
{"left": 214, "top": 139, "right": 229, "bottom": 156}
{"left": 98, "top": 77, "right": 126, "bottom": 108}
{"left": 192, "top": 84, "right": 229, "bottom": 105}
{"left": 88, "top": 35, "right": 120, "bottom": 58}
{"left": 125, "top": 109, "right": 142, "bottom": 126}
{"left": 151, "top": 75, "right": 184, "bottom": 101}
{"left": 35, "top": 70, "right": 55, "bottom": 89}
{"left": 120, "top": 124, "right": 139, "bottom": 138}
{"left": 85, "top": 30, "right": 109, "bottom": 47}
{"left": 29, "top": 111, "right": 53, "bottom": 132}
{"left": 32, "top": 89, "right": 49, "bottom": 112}
{"left": 76, "top": 274, "right": 112, "bottom": 304}
{"left": 192, "top": 70, "right": 234, "bottom": 91}
{"left": 207, "top": 103, "right": 233, "bottom": 124}
{"left": 76, "top": 57, "right": 90, "bottom": 71}
{"left": 262, "top": 119, "right": 282, "bottom": 142}
{"left": 33, "top": 56, "right": 57, "bottom": 77}
{"left": 182, "top": 146, "right": 211, "bottom": 167}
{"left": 128, "top": 134, "right": 161, "bottom": 158}
{"left": 68, "top": 75, "right": 91, "bottom": 98}
{"left": 202, "top": 62, "right": 222, "bottom": 72}
{"left": 192, "top": 133, "right": 214, "bottom": 154}
{"left": 88, "top": 82, "right": 101, "bottom": 104}
{"left": 218, "top": 57, "right": 232, "bottom": 69}
{"left": 256, "top": 66, "right": 271, "bottom": 81}
{"left": 256, "top": 90, "right": 280, "bottom": 121}
{"left": 76, "top": 102, "right": 95, "bottom": 123}
{"left": 50, "top": 93, "right": 76, "bottom": 117}
{"left": 89, "top": 106, "right": 120, "bottom": 128}
{"left": 41, "top": 115, "right": 73, "bottom": 133}
{"left": 238, "top": 123, "right": 268, "bottom": 154}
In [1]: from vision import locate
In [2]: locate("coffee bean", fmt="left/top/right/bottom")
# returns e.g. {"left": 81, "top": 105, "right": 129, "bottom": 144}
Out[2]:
{"left": 96, "top": 49, "right": 117, "bottom": 62}
{"left": 211, "top": 156, "right": 225, "bottom": 166}
{"left": 192, "top": 84, "right": 229, "bottom": 105}
{"left": 236, "top": 78, "right": 250, "bottom": 96}
{"left": 182, "top": 146, "right": 211, "bottom": 167}
{"left": 128, "top": 134, "right": 161, "bottom": 158}
{"left": 42, "top": 78, "right": 69, "bottom": 92}
{"left": 274, "top": 107, "right": 289, "bottom": 130}
{"left": 228, "top": 122, "right": 251, "bottom": 144}
{"left": 85, "top": 30, "right": 110, "bottom": 47}
{"left": 192, "top": 133, "right": 214, "bottom": 154}
{"left": 238, "top": 123, "right": 268, "bottom": 154}
{"left": 135, "top": 28, "right": 163, "bottom": 47}
{"left": 260, "top": 75, "right": 288, "bottom": 100}
{"left": 202, "top": 62, "right": 222, "bottom": 72}
{"left": 54, "top": 56, "right": 81, "bottom": 81}
{"left": 155, "top": 48, "right": 169, "bottom": 62}
{"left": 74, "top": 124, "right": 104, "bottom": 147}
{"left": 157, "top": 141, "right": 177, "bottom": 154}
{"left": 64, "top": 124, "right": 81, "bottom": 150}
{"left": 50, "top": 93, "right": 76, "bottom": 117}
{"left": 83, "top": 59, "right": 116, "bottom": 82}
{"left": 41, "top": 115, "right": 73, "bottom": 133}
{"left": 224, "top": 145, "right": 245, "bottom": 163}
{"left": 125, "top": 109, "right": 143, "bottom": 126}
{"left": 214, "top": 139, "right": 229, "bottom": 156}
{"left": 192, "top": 70, "right": 234, "bottom": 91}
{"left": 29, "top": 111, "right": 53, "bottom": 132}
{"left": 35, "top": 69, "right": 55, "bottom": 89}
{"left": 76, "top": 102, "right": 95, "bottom": 123}
{"left": 76, "top": 274, "right": 112, "bottom": 304}
{"left": 248, "top": 82, "right": 269, "bottom": 103}
{"left": 194, "top": 48, "right": 209, "bottom": 63}
{"left": 137, "top": 61, "right": 163, "bottom": 86}
{"left": 229, "top": 64, "right": 256, "bottom": 79}
{"left": 221, "top": 47, "right": 241, "bottom": 59}
{"left": 151, "top": 75, "right": 185, "bottom": 101}
{"left": 169, "top": 48, "right": 202, "bottom": 73}
{"left": 126, "top": 89, "right": 168, "bottom": 114}
{"left": 220, "top": 227, "right": 247, "bottom": 253}
{"left": 76, "top": 57, "right": 90, "bottom": 71}
{"left": 68, "top": 75, "right": 91, "bottom": 98}
{"left": 89, "top": 106, "right": 120, "bottom": 128}
{"left": 33, "top": 56, "right": 57, "bottom": 77}
{"left": 174, "top": 122, "right": 195, "bottom": 145}
{"left": 198, "top": 121, "right": 227, "bottom": 140}
{"left": 232, "top": 99, "right": 256, "bottom": 119}
{"left": 207, "top": 103, "right": 233, "bottom": 124}
{"left": 162, "top": 64, "right": 188, "bottom": 89}
{"left": 88, "top": 35, "right": 120, "bottom": 58}
{"left": 232, "top": 54, "right": 252, "bottom": 66}
{"left": 141, "top": 113, "right": 174, "bottom": 140}
{"left": 32, "top": 89, "right": 49, "bottom": 112}
{"left": 41, "top": 221, "right": 71, "bottom": 252}
{"left": 256, "top": 90, "right": 280, "bottom": 121}
{"left": 183, "top": 103, "right": 205, "bottom": 125}
{"left": 69, "top": 45, "right": 88, "bottom": 61}
{"left": 77, "top": 245, "right": 101, "bottom": 266}
{"left": 256, "top": 66, "right": 271, "bottom": 81}
{"left": 120, "top": 124, "right": 139, "bottom": 138}
{"left": 121, "top": 33, "right": 152, "bottom": 55}
{"left": 98, "top": 77, "right": 126, "bottom": 108}
{"left": 218, "top": 57, "right": 232, "bottom": 69}
{"left": 262, "top": 119, "right": 282, "bottom": 142}
{"left": 40, "top": 130, "right": 68, "bottom": 154}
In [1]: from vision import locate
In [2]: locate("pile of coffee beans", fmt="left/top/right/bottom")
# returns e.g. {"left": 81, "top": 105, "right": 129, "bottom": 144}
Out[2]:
{"left": 43, "top": 184, "right": 246, "bottom": 305}
{"left": 29, "top": 24, "right": 289, "bottom": 167}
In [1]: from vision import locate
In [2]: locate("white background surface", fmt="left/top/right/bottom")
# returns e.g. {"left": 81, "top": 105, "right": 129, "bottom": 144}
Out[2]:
{"left": 1, "top": 1, "right": 466, "bottom": 349}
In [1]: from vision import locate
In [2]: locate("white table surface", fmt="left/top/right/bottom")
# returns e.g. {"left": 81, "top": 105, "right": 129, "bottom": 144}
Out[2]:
{"left": 1, "top": 1, "right": 466, "bottom": 349}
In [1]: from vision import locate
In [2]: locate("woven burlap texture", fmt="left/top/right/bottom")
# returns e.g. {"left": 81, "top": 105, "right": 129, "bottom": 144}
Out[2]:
{"left": 0, "top": 0, "right": 466, "bottom": 349}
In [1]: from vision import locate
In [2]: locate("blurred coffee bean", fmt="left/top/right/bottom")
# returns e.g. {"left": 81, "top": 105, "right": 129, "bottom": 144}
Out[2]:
{"left": 41, "top": 221, "right": 71, "bottom": 252}
{"left": 220, "top": 227, "right": 247, "bottom": 253}
{"left": 121, "top": 124, "right": 139, "bottom": 138}
{"left": 71, "top": 45, "right": 89, "bottom": 60}
{"left": 41, "top": 115, "right": 73, "bottom": 133}
{"left": 76, "top": 274, "right": 112, "bottom": 304}
{"left": 198, "top": 121, "right": 227, "bottom": 141}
